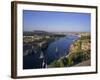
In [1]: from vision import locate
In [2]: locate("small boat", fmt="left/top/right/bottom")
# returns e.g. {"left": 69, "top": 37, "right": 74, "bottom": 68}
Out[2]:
{"left": 55, "top": 47, "right": 58, "bottom": 52}
{"left": 42, "top": 60, "right": 45, "bottom": 67}
{"left": 42, "top": 59, "right": 48, "bottom": 68}
{"left": 39, "top": 51, "right": 44, "bottom": 59}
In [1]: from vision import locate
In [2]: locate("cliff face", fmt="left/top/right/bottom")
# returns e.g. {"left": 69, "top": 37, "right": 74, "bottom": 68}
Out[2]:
{"left": 69, "top": 38, "right": 90, "bottom": 53}
{"left": 67, "top": 37, "right": 91, "bottom": 66}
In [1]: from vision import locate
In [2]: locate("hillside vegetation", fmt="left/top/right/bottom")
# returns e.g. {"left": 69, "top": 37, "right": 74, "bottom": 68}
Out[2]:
{"left": 48, "top": 34, "right": 91, "bottom": 67}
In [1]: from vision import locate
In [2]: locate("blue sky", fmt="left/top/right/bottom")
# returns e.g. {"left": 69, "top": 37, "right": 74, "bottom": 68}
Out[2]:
{"left": 23, "top": 10, "right": 91, "bottom": 32}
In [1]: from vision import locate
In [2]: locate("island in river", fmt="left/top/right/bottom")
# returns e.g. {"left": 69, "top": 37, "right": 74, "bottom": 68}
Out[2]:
{"left": 23, "top": 31, "right": 91, "bottom": 69}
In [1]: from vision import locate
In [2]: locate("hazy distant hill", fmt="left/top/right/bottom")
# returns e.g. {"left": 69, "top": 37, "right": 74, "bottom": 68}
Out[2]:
{"left": 23, "top": 30, "right": 52, "bottom": 36}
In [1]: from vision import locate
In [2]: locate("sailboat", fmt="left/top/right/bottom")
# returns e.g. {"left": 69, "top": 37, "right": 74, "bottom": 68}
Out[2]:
{"left": 55, "top": 47, "right": 58, "bottom": 52}
{"left": 41, "top": 59, "right": 48, "bottom": 68}
{"left": 42, "top": 59, "right": 45, "bottom": 68}
{"left": 39, "top": 51, "right": 44, "bottom": 59}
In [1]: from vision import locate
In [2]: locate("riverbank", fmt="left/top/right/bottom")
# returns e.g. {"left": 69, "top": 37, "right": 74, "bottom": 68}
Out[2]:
{"left": 48, "top": 34, "right": 91, "bottom": 67}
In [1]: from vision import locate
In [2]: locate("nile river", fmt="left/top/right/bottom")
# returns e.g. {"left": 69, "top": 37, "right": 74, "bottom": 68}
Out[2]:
{"left": 23, "top": 35, "right": 79, "bottom": 69}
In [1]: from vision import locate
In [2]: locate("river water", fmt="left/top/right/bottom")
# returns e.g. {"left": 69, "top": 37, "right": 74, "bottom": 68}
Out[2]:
{"left": 46, "top": 35, "right": 79, "bottom": 64}
{"left": 23, "top": 35, "right": 79, "bottom": 69}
